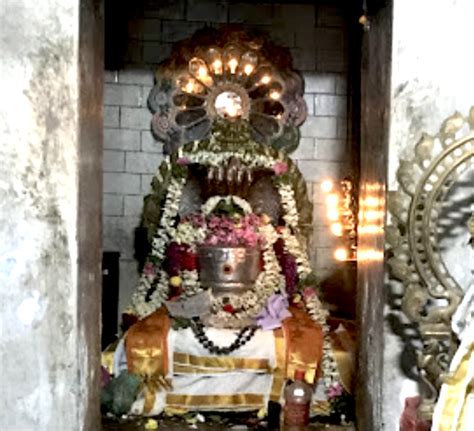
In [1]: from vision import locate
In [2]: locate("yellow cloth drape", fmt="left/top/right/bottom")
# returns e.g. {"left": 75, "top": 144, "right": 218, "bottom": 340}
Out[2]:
{"left": 432, "top": 320, "right": 474, "bottom": 431}
{"left": 433, "top": 345, "right": 474, "bottom": 431}
{"left": 101, "top": 338, "right": 120, "bottom": 375}
{"left": 173, "top": 352, "right": 270, "bottom": 372}
{"left": 282, "top": 307, "right": 324, "bottom": 385}
{"left": 270, "top": 327, "right": 286, "bottom": 402}
{"left": 125, "top": 307, "right": 172, "bottom": 413}
{"left": 166, "top": 393, "right": 265, "bottom": 409}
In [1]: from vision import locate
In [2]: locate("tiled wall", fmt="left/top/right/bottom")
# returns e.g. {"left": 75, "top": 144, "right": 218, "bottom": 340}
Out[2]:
{"left": 103, "top": 0, "right": 353, "bottom": 314}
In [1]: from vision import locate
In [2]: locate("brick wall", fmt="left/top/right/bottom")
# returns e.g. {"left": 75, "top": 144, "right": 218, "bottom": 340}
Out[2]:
{"left": 103, "top": 0, "right": 352, "bottom": 315}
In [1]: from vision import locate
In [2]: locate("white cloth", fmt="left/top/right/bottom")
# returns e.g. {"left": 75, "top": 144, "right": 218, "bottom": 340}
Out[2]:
{"left": 131, "top": 373, "right": 273, "bottom": 416}
{"left": 117, "top": 326, "right": 278, "bottom": 416}
{"left": 452, "top": 283, "right": 474, "bottom": 339}
{"left": 115, "top": 325, "right": 350, "bottom": 417}
{"left": 171, "top": 326, "right": 277, "bottom": 371}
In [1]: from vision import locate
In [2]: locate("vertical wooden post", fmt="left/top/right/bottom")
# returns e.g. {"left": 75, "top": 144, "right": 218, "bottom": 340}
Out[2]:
{"left": 357, "top": 1, "right": 393, "bottom": 430}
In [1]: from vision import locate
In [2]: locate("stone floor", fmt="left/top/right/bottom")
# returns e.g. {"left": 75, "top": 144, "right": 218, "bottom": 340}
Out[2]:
{"left": 102, "top": 416, "right": 355, "bottom": 430}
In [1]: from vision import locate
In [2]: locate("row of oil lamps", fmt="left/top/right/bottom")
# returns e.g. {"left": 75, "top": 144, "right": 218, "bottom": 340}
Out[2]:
{"left": 175, "top": 48, "right": 281, "bottom": 103}
{"left": 322, "top": 179, "right": 385, "bottom": 262}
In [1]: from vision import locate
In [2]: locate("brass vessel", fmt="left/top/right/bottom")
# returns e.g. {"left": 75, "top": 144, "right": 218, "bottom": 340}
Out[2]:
{"left": 197, "top": 246, "right": 261, "bottom": 296}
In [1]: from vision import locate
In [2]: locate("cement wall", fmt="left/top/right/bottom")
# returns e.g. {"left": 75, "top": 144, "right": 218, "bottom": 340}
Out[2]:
{"left": 0, "top": 0, "right": 103, "bottom": 429}
{"left": 102, "top": 0, "right": 355, "bottom": 318}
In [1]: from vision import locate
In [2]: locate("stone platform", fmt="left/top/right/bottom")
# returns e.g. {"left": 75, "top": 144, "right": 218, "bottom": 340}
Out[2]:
{"left": 102, "top": 416, "right": 355, "bottom": 430}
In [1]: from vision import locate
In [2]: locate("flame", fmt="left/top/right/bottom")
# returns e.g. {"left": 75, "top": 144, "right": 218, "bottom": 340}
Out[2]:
{"left": 212, "top": 59, "right": 223, "bottom": 74}
{"left": 334, "top": 248, "right": 349, "bottom": 261}
{"left": 228, "top": 58, "right": 239, "bottom": 74}
{"left": 244, "top": 64, "right": 254, "bottom": 75}
{"left": 321, "top": 180, "right": 334, "bottom": 193}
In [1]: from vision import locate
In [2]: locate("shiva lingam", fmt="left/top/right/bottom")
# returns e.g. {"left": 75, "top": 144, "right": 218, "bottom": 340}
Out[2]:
{"left": 101, "top": 28, "right": 355, "bottom": 423}
{"left": 198, "top": 245, "right": 261, "bottom": 296}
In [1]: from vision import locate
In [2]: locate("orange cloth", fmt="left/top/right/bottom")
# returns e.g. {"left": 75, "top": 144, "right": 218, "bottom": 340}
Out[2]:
{"left": 125, "top": 307, "right": 172, "bottom": 413}
{"left": 282, "top": 307, "right": 324, "bottom": 384}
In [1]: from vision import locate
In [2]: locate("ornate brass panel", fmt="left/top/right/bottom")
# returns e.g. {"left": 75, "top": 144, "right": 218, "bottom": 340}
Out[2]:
{"left": 387, "top": 108, "right": 474, "bottom": 419}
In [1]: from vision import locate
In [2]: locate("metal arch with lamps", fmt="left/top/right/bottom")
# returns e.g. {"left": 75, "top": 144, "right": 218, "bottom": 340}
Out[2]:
{"left": 147, "top": 27, "right": 307, "bottom": 155}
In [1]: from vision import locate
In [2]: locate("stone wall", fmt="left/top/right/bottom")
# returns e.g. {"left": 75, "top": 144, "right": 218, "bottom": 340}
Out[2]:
{"left": 102, "top": 0, "right": 353, "bottom": 317}
{"left": 0, "top": 0, "right": 103, "bottom": 429}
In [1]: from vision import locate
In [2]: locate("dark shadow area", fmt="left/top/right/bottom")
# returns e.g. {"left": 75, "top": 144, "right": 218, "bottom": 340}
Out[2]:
{"left": 319, "top": 263, "right": 357, "bottom": 320}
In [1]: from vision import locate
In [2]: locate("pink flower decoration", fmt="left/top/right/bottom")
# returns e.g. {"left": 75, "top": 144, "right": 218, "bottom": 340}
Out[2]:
{"left": 273, "top": 161, "right": 288, "bottom": 175}
{"left": 327, "top": 382, "right": 344, "bottom": 399}
{"left": 303, "top": 287, "right": 317, "bottom": 300}
{"left": 176, "top": 157, "right": 191, "bottom": 166}
{"left": 143, "top": 262, "right": 155, "bottom": 275}
{"left": 200, "top": 213, "right": 263, "bottom": 248}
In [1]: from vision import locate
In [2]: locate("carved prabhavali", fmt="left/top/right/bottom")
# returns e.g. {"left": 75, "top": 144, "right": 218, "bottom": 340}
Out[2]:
{"left": 148, "top": 27, "right": 307, "bottom": 155}
{"left": 387, "top": 108, "right": 474, "bottom": 419}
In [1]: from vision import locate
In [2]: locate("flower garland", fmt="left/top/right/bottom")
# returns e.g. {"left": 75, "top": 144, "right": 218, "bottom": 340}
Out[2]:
{"left": 130, "top": 141, "right": 327, "bottom": 330}
{"left": 278, "top": 183, "right": 300, "bottom": 231}
{"left": 303, "top": 289, "right": 345, "bottom": 409}
{"left": 202, "top": 195, "right": 253, "bottom": 216}
{"left": 278, "top": 226, "right": 312, "bottom": 280}
{"left": 132, "top": 174, "right": 185, "bottom": 317}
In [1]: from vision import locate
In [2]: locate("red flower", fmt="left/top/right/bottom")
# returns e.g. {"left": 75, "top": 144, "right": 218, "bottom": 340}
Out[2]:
{"left": 181, "top": 251, "right": 197, "bottom": 271}
{"left": 168, "top": 284, "right": 183, "bottom": 301}
{"left": 223, "top": 304, "right": 235, "bottom": 314}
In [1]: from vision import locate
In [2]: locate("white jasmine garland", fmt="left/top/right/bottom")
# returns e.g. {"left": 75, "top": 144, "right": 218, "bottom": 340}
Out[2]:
{"left": 175, "top": 222, "right": 206, "bottom": 246}
{"left": 151, "top": 176, "right": 186, "bottom": 260}
{"left": 184, "top": 148, "right": 276, "bottom": 171}
{"left": 278, "top": 226, "right": 312, "bottom": 279}
{"left": 181, "top": 270, "right": 201, "bottom": 296}
{"left": 132, "top": 270, "right": 170, "bottom": 318}
{"left": 201, "top": 195, "right": 253, "bottom": 216}
{"left": 278, "top": 183, "right": 300, "bottom": 230}
{"left": 304, "top": 293, "right": 341, "bottom": 391}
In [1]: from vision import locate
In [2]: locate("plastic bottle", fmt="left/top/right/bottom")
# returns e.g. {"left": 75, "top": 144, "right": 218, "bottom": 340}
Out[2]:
{"left": 283, "top": 369, "right": 312, "bottom": 430}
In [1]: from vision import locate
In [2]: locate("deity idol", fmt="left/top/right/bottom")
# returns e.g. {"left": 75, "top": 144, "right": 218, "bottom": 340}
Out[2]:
{"left": 102, "top": 28, "right": 354, "bottom": 424}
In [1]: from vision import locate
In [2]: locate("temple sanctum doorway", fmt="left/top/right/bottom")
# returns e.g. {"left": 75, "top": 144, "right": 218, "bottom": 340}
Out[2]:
{"left": 100, "top": 1, "right": 364, "bottom": 429}
{"left": 2, "top": 1, "right": 473, "bottom": 431}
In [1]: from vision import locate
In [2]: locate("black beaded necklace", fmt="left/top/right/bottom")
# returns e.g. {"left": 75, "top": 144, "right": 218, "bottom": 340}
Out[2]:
{"left": 191, "top": 317, "right": 257, "bottom": 355}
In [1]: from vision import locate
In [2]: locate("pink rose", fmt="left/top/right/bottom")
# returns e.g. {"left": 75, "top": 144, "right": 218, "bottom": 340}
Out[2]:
{"left": 143, "top": 262, "right": 155, "bottom": 275}
{"left": 176, "top": 157, "right": 191, "bottom": 166}
{"left": 303, "top": 287, "right": 317, "bottom": 300}
{"left": 273, "top": 161, "right": 288, "bottom": 175}
{"left": 327, "top": 382, "right": 344, "bottom": 399}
